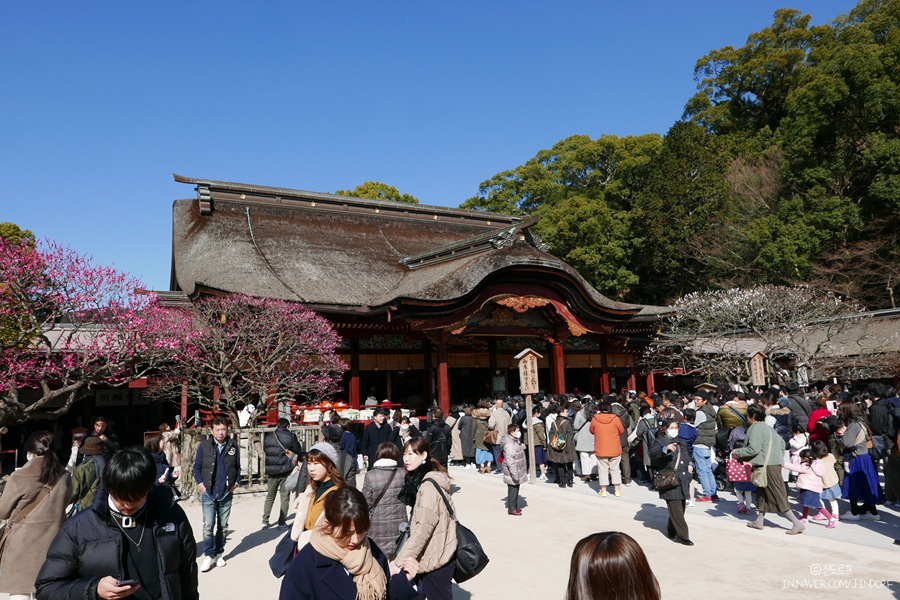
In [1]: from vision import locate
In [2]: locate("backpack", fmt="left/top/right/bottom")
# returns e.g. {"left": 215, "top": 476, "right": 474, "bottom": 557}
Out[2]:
{"left": 549, "top": 420, "right": 567, "bottom": 451}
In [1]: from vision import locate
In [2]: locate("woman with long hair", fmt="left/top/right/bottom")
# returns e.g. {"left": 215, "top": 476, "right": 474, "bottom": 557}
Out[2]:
{"left": 393, "top": 437, "right": 457, "bottom": 600}
{"left": 144, "top": 433, "right": 175, "bottom": 498}
{"left": 361, "top": 442, "right": 408, "bottom": 556}
{"left": 836, "top": 400, "right": 884, "bottom": 520}
{"left": 280, "top": 486, "right": 419, "bottom": 600}
{"left": 0, "top": 431, "right": 72, "bottom": 600}
{"left": 291, "top": 443, "right": 347, "bottom": 550}
{"left": 566, "top": 531, "right": 660, "bottom": 600}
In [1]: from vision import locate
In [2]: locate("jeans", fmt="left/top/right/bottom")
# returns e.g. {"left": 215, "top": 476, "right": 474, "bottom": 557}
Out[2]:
{"left": 202, "top": 491, "right": 233, "bottom": 557}
{"left": 262, "top": 474, "right": 289, "bottom": 526}
{"left": 492, "top": 444, "right": 503, "bottom": 472}
{"left": 693, "top": 446, "right": 716, "bottom": 497}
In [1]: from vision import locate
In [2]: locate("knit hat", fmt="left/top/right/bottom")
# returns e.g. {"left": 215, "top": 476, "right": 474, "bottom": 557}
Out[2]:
{"left": 309, "top": 442, "right": 339, "bottom": 466}
{"left": 80, "top": 436, "right": 103, "bottom": 455}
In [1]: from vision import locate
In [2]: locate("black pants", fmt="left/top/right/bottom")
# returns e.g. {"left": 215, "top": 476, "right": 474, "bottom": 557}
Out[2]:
{"left": 419, "top": 559, "right": 455, "bottom": 600}
{"left": 555, "top": 461, "right": 573, "bottom": 487}
{"left": 849, "top": 500, "right": 878, "bottom": 516}
{"left": 620, "top": 448, "right": 632, "bottom": 484}
{"left": 507, "top": 484, "right": 520, "bottom": 511}
{"left": 665, "top": 499, "right": 690, "bottom": 541}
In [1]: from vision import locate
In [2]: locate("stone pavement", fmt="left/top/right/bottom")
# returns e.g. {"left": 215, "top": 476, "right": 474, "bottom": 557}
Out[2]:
{"left": 5, "top": 467, "right": 897, "bottom": 599}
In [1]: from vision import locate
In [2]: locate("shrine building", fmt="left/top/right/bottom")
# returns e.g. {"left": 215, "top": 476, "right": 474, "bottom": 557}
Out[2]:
{"left": 167, "top": 175, "right": 674, "bottom": 414}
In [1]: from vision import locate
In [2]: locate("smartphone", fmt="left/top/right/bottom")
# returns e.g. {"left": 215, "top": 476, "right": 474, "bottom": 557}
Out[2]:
{"left": 826, "top": 400, "right": 838, "bottom": 414}
{"left": 116, "top": 580, "right": 139, "bottom": 587}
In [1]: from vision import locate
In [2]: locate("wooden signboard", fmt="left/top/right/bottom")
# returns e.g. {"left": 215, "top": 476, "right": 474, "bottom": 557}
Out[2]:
{"left": 514, "top": 348, "right": 543, "bottom": 483}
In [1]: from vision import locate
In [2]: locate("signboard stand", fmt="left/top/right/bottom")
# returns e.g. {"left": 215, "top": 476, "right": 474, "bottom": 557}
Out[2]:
{"left": 515, "top": 348, "right": 543, "bottom": 484}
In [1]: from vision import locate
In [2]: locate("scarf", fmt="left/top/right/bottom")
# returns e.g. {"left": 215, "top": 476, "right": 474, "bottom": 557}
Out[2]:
{"left": 398, "top": 459, "right": 433, "bottom": 507}
{"left": 310, "top": 521, "right": 386, "bottom": 600}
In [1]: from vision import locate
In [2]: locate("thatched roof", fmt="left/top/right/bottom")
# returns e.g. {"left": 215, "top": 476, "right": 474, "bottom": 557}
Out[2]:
{"left": 170, "top": 175, "right": 670, "bottom": 322}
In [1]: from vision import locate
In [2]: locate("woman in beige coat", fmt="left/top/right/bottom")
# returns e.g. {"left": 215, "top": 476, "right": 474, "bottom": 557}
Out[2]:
{"left": 0, "top": 431, "right": 72, "bottom": 600}
{"left": 394, "top": 437, "right": 457, "bottom": 600}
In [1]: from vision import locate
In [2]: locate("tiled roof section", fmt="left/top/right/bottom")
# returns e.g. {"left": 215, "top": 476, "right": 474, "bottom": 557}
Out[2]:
{"left": 171, "top": 175, "right": 672, "bottom": 319}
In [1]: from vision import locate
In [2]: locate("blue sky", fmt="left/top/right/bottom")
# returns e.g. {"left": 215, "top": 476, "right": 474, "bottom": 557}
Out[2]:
{"left": 1, "top": 1, "right": 857, "bottom": 290}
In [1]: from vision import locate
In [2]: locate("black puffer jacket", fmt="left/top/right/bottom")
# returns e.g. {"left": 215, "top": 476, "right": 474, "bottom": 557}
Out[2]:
{"left": 424, "top": 419, "right": 452, "bottom": 466}
{"left": 35, "top": 489, "right": 197, "bottom": 600}
{"left": 264, "top": 428, "right": 304, "bottom": 476}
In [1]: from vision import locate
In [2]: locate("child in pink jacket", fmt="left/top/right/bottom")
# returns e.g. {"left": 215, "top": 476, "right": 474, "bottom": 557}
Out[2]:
{"left": 783, "top": 447, "right": 836, "bottom": 528}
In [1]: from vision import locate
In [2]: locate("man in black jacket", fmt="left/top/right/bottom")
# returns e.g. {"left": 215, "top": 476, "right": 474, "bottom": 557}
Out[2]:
{"left": 424, "top": 408, "right": 453, "bottom": 468}
{"left": 361, "top": 408, "right": 392, "bottom": 466}
{"left": 261, "top": 418, "right": 303, "bottom": 531}
{"left": 35, "top": 449, "right": 198, "bottom": 600}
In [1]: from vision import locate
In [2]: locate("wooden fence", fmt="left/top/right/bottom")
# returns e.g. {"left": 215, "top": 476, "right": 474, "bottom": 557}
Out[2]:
{"left": 181, "top": 425, "right": 322, "bottom": 495}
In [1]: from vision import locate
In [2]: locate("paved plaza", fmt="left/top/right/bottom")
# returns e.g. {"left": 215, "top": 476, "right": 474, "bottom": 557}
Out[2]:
{"left": 3, "top": 465, "right": 896, "bottom": 600}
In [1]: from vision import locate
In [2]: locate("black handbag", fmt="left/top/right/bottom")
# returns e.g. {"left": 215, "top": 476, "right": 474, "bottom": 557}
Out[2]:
{"left": 268, "top": 529, "right": 297, "bottom": 578}
{"left": 653, "top": 447, "right": 681, "bottom": 493}
{"left": 424, "top": 479, "right": 489, "bottom": 583}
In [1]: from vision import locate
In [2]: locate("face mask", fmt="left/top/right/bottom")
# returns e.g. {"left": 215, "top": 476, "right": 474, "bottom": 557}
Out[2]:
{"left": 400, "top": 425, "right": 409, "bottom": 432}
{"left": 513, "top": 431, "right": 521, "bottom": 439}
{"left": 666, "top": 429, "right": 678, "bottom": 439}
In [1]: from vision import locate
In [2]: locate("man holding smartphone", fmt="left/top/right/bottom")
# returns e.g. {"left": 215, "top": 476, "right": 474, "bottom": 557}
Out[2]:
{"left": 35, "top": 448, "right": 198, "bottom": 600}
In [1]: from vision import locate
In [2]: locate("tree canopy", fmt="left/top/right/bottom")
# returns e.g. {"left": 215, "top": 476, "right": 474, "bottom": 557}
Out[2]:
{"left": 461, "top": 0, "right": 900, "bottom": 309}
{"left": 336, "top": 181, "right": 420, "bottom": 204}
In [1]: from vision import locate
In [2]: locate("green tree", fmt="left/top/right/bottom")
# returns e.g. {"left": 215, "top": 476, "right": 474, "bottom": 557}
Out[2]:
{"left": 0, "top": 222, "right": 35, "bottom": 246}
{"left": 684, "top": 8, "right": 814, "bottom": 135}
{"left": 336, "top": 181, "right": 420, "bottom": 204}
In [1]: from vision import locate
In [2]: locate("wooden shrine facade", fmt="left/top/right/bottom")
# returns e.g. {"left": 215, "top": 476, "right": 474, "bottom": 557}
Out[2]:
{"left": 169, "top": 175, "right": 672, "bottom": 414}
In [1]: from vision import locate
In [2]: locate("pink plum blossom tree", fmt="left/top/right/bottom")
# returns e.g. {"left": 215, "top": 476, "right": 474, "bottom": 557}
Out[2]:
{"left": 148, "top": 293, "right": 347, "bottom": 426}
{"left": 0, "top": 238, "right": 195, "bottom": 427}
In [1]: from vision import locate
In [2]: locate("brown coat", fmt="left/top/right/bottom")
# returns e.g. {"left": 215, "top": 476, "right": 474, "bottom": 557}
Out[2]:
{"left": 0, "top": 457, "right": 72, "bottom": 594}
{"left": 447, "top": 415, "right": 462, "bottom": 461}
{"left": 394, "top": 471, "right": 457, "bottom": 573}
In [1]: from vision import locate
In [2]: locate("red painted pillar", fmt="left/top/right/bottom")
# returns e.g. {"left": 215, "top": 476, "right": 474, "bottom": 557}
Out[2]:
{"left": 627, "top": 373, "right": 636, "bottom": 392}
{"left": 180, "top": 382, "right": 189, "bottom": 425}
{"left": 266, "top": 385, "right": 278, "bottom": 425}
{"left": 438, "top": 341, "right": 450, "bottom": 415}
{"left": 647, "top": 372, "right": 656, "bottom": 396}
{"left": 349, "top": 339, "right": 361, "bottom": 409}
{"left": 553, "top": 343, "right": 565, "bottom": 395}
{"left": 601, "top": 372, "right": 610, "bottom": 394}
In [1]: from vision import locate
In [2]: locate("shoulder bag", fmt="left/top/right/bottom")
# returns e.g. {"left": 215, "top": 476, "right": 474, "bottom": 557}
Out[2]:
{"left": 549, "top": 420, "right": 567, "bottom": 451}
{"left": 269, "top": 529, "right": 297, "bottom": 578}
{"left": 0, "top": 482, "right": 53, "bottom": 558}
{"left": 368, "top": 468, "right": 399, "bottom": 517}
{"left": 424, "top": 479, "right": 489, "bottom": 583}
{"left": 750, "top": 428, "right": 774, "bottom": 488}
{"left": 482, "top": 428, "right": 500, "bottom": 445}
{"left": 653, "top": 446, "right": 681, "bottom": 492}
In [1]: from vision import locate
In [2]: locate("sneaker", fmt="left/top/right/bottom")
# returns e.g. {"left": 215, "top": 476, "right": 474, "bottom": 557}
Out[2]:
{"left": 827, "top": 518, "right": 837, "bottom": 529}
{"left": 798, "top": 518, "right": 807, "bottom": 523}
{"left": 696, "top": 495, "right": 712, "bottom": 502}
{"left": 736, "top": 502, "right": 746, "bottom": 514}
{"left": 261, "top": 523, "right": 271, "bottom": 530}
{"left": 614, "top": 490, "right": 623, "bottom": 497}
{"left": 215, "top": 554, "right": 227, "bottom": 568}
{"left": 811, "top": 513, "right": 827, "bottom": 521}
{"left": 277, "top": 523, "right": 290, "bottom": 531}
{"left": 200, "top": 555, "right": 215, "bottom": 572}
{"left": 598, "top": 490, "right": 608, "bottom": 497}
{"left": 686, "top": 499, "right": 694, "bottom": 507}
{"left": 860, "top": 513, "right": 879, "bottom": 521}
{"left": 710, "top": 494, "right": 720, "bottom": 502}
{"left": 841, "top": 512, "right": 860, "bottom": 521}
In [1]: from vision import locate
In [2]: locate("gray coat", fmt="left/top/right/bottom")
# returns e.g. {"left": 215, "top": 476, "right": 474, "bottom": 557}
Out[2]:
{"left": 500, "top": 434, "right": 527, "bottom": 485}
{"left": 573, "top": 410, "right": 595, "bottom": 453}
{"left": 361, "top": 461, "right": 407, "bottom": 555}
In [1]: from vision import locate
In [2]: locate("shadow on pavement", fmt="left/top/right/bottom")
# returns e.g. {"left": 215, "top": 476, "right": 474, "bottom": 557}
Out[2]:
{"left": 633, "top": 502, "right": 671, "bottom": 538}
{"left": 225, "top": 527, "right": 285, "bottom": 560}
{"left": 452, "top": 583, "right": 472, "bottom": 599}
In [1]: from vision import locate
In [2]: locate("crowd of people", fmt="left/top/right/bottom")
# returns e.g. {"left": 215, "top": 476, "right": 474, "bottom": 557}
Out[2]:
{"left": 1, "top": 377, "right": 896, "bottom": 599}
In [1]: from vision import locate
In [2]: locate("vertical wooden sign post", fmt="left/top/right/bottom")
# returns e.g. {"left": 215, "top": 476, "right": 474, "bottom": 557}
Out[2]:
{"left": 515, "top": 348, "right": 542, "bottom": 484}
